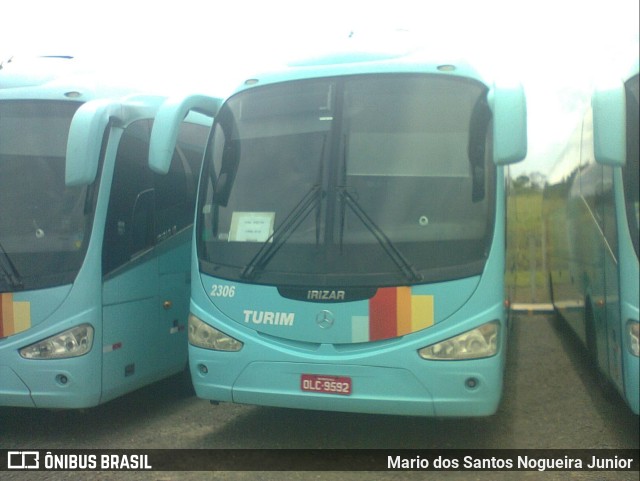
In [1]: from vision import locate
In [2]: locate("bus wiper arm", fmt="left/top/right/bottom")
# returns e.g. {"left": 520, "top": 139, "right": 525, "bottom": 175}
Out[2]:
{"left": 0, "top": 240, "right": 24, "bottom": 290}
{"left": 241, "top": 186, "right": 324, "bottom": 280}
{"left": 340, "top": 189, "right": 423, "bottom": 283}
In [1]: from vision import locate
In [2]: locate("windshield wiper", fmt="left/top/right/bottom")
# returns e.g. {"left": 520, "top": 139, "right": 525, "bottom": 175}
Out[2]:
{"left": 339, "top": 189, "right": 423, "bottom": 284}
{"left": 241, "top": 136, "right": 327, "bottom": 281}
{"left": 0, "top": 240, "right": 24, "bottom": 290}
{"left": 241, "top": 185, "right": 324, "bottom": 280}
{"left": 337, "top": 133, "right": 422, "bottom": 284}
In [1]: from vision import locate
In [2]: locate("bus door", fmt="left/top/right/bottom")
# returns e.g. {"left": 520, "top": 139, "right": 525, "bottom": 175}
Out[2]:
{"left": 100, "top": 118, "right": 208, "bottom": 401}
{"left": 101, "top": 119, "right": 171, "bottom": 401}
{"left": 154, "top": 122, "right": 209, "bottom": 365}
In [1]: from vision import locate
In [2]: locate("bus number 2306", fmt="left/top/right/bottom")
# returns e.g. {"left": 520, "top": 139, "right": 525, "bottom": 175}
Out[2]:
{"left": 210, "top": 284, "right": 236, "bottom": 297}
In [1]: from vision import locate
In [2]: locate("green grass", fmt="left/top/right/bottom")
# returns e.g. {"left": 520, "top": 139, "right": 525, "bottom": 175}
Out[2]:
{"left": 507, "top": 187, "right": 551, "bottom": 304}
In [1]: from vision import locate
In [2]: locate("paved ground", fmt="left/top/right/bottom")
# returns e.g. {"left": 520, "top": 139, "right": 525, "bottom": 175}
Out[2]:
{"left": 1, "top": 312, "right": 638, "bottom": 480}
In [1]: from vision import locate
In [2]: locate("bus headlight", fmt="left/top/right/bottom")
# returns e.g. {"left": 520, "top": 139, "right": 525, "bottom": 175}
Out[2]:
{"left": 188, "top": 314, "right": 243, "bottom": 352}
{"left": 20, "top": 324, "right": 94, "bottom": 359}
{"left": 628, "top": 321, "right": 639, "bottom": 357}
{"left": 418, "top": 321, "right": 500, "bottom": 360}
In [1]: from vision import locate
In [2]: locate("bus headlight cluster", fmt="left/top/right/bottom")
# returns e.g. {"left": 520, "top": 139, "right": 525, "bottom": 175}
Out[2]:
{"left": 418, "top": 321, "right": 499, "bottom": 360}
{"left": 628, "top": 321, "right": 639, "bottom": 357}
{"left": 20, "top": 324, "right": 94, "bottom": 360}
{"left": 188, "top": 314, "right": 243, "bottom": 352}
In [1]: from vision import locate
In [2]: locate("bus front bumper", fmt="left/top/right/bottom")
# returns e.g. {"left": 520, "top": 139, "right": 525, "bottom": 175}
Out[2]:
{"left": 0, "top": 359, "right": 102, "bottom": 408}
{"left": 189, "top": 350, "right": 504, "bottom": 417}
{"left": 0, "top": 365, "right": 35, "bottom": 407}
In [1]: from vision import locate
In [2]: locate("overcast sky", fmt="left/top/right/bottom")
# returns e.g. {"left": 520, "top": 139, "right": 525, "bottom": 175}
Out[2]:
{"left": 2, "top": 0, "right": 638, "bottom": 175}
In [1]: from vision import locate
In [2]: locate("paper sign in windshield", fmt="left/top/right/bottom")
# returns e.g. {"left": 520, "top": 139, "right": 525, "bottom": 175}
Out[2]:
{"left": 229, "top": 212, "right": 275, "bottom": 242}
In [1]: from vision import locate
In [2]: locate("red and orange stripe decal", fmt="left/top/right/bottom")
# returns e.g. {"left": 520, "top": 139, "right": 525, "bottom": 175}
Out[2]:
{"left": 368, "top": 287, "right": 434, "bottom": 341}
{"left": 0, "top": 293, "right": 31, "bottom": 338}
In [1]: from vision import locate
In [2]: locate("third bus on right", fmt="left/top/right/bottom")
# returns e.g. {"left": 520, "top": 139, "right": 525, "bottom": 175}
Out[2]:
{"left": 544, "top": 60, "right": 639, "bottom": 414}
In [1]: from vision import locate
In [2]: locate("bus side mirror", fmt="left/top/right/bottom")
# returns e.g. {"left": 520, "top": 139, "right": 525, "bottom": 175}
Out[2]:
{"left": 490, "top": 83, "right": 527, "bottom": 166}
{"left": 65, "top": 100, "right": 125, "bottom": 186}
{"left": 592, "top": 82, "right": 626, "bottom": 167}
{"left": 149, "top": 95, "right": 222, "bottom": 175}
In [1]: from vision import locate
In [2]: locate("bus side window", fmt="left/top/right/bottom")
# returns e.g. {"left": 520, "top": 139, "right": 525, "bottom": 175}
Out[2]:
{"left": 624, "top": 78, "right": 639, "bottom": 256}
{"left": 580, "top": 112, "right": 618, "bottom": 259}
{"left": 154, "top": 122, "right": 208, "bottom": 241}
{"left": 103, "top": 120, "right": 154, "bottom": 275}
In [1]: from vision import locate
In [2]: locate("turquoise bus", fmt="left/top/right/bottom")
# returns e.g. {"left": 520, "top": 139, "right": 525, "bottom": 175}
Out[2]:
{"left": 544, "top": 62, "right": 639, "bottom": 414}
{"left": 0, "top": 57, "right": 218, "bottom": 408}
{"left": 149, "top": 52, "right": 527, "bottom": 416}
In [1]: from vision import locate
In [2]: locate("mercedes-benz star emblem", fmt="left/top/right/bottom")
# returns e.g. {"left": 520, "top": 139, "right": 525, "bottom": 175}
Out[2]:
{"left": 316, "top": 310, "right": 335, "bottom": 329}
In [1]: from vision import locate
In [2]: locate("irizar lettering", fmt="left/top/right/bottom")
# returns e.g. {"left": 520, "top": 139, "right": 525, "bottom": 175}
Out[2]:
{"left": 307, "top": 290, "right": 345, "bottom": 301}
{"left": 243, "top": 310, "right": 295, "bottom": 326}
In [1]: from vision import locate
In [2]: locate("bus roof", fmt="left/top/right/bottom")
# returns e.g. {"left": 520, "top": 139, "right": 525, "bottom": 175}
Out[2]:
{"left": 0, "top": 56, "right": 150, "bottom": 103}
{"left": 233, "top": 50, "right": 494, "bottom": 93}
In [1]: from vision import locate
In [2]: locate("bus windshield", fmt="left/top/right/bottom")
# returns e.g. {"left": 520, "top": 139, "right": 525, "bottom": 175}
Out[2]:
{"left": 197, "top": 74, "right": 495, "bottom": 287}
{"left": 0, "top": 100, "right": 90, "bottom": 291}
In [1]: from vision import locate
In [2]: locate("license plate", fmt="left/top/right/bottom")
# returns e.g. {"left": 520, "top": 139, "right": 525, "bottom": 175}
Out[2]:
{"left": 301, "top": 374, "right": 352, "bottom": 396}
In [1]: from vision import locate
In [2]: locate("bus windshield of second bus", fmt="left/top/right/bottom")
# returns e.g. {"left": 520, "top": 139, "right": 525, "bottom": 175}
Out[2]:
{"left": 198, "top": 75, "right": 495, "bottom": 289}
